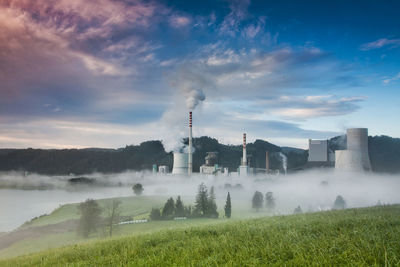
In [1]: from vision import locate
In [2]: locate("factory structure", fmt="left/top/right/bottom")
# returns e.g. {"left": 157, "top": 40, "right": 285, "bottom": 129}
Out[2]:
{"left": 335, "top": 128, "right": 371, "bottom": 171}
{"left": 307, "top": 128, "right": 371, "bottom": 172}
{"left": 307, "top": 139, "right": 335, "bottom": 167}
{"left": 155, "top": 110, "right": 372, "bottom": 176}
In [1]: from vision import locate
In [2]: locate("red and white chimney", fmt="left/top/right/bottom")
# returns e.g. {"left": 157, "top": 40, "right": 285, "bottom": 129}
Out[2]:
{"left": 188, "top": 111, "right": 193, "bottom": 175}
{"left": 242, "top": 133, "right": 247, "bottom": 166}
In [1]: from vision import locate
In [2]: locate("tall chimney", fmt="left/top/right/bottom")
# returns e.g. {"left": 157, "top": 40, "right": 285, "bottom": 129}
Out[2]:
{"left": 242, "top": 133, "right": 247, "bottom": 166}
{"left": 188, "top": 111, "right": 193, "bottom": 175}
{"left": 265, "top": 151, "right": 269, "bottom": 172}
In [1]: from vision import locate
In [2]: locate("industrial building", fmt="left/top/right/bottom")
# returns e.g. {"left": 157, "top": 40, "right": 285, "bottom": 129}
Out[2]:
{"left": 307, "top": 139, "right": 335, "bottom": 167}
{"left": 172, "top": 152, "right": 188, "bottom": 174}
{"left": 335, "top": 128, "right": 371, "bottom": 171}
{"left": 199, "top": 152, "right": 222, "bottom": 175}
{"left": 171, "top": 112, "right": 193, "bottom": 175}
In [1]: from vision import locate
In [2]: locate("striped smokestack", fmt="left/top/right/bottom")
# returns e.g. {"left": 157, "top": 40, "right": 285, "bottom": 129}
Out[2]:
{"left": 188, "top": 111, "right": 193, "bottom": 175}
{"left": 242, "top": 133, "right": 247, "bottom": 166}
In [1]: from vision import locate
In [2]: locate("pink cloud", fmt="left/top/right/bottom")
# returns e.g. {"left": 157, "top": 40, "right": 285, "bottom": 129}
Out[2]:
{"left": 169, "top": 15, "right": 191, "bottom": 28}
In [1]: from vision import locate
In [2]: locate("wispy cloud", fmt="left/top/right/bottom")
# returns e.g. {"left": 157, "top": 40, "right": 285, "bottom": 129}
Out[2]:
{"left": 169, "top": 15, "right": 191, "bottom": 28}
{"left": 360, "top": 38, "right": 400, "bottom": 51}
{"left": 383, "top": 72, "right": 400, "bottom": 84}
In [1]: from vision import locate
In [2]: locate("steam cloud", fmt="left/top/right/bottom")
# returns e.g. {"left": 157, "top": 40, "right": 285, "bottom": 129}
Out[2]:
{"left": 185, "top": 89, "right": 206, "bottom": 110}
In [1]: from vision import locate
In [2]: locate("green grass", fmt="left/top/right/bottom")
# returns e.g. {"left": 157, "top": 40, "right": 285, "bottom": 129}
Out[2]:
{"left": 2, "top": 205, "right": 400, "bottom": 266}
{"left": 22, "top": 196, "right": 166, "bottom": 228}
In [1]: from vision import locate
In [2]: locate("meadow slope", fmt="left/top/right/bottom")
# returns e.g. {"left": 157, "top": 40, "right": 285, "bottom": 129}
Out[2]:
{"left": 1, "top": 205, "right": 400, "bottom": 266}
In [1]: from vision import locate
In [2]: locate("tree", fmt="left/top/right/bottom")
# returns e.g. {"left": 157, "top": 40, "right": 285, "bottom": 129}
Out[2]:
{"left": 162, "top": 197, "right": 175, "bottom": 218}
{"left": 265, "top": 192, "right": 275, "bottom": 213}
{"left": 208, "top": 186, "right": 219, "bottom": 218}
{"left": 333, "top": 195, "right": 346, "bottom": 210}
{"left": 175, "top": 196, "right": 185, "bottom": 217}
{"left": 77, "top": 199, "right": 102, "bottom": 238}
{"left": 293, "top": 205, "right": 302, "bottom": 214}
{"left": 224, "top": 192, "right": 232, "bottom": 218}
{"left": 194, "top": 183, "right": 209, "bottom": 217}
{"left": 150, "top": 208, "right": 161, "bottom": 220}
{"left": 185, "top": 205, "right": 192, "bottom": 218}
{"left": 252, "top": 191, "right": 263, "bottom": 212}
{"left": 132, "top": 183, "right": 144, "bottom": 196}
{"left": 105, "top": 199, "right": 121, "bottom": 237}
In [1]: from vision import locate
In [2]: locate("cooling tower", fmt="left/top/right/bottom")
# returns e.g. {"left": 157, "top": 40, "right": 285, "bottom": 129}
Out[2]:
{"left": 172, "top": 152, "right": 188, "bottom": 174}
{"left": 335, "top": 128, "right": 371, "bottom": 171}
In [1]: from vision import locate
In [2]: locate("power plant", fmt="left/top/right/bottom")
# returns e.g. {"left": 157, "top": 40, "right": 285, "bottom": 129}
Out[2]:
{"left": 166, "top": 111, "right": 372, "bottom": 176}
{"left": 335, "top": 128, "right": 371, "bottom": 171}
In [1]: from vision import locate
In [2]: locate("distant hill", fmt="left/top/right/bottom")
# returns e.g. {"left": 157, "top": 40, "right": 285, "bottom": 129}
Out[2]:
{"left": 0, "top": 135, "right": 399, "bottom": 175}
{"left": 0, "top": 137, "right": 307, "bottom": 175}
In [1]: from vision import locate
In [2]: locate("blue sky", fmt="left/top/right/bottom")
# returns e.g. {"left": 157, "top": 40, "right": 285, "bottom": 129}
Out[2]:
{"left": 0, "top": 0, "right": 399, "bottom": 150}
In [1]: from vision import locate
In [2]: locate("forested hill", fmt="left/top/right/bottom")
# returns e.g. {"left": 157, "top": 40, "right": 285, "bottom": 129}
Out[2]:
{"left": 0, "top": 137, "right": 307, "bottom": 175}
{"left": 0, "top": 135, "right": 399, "bottom": 175}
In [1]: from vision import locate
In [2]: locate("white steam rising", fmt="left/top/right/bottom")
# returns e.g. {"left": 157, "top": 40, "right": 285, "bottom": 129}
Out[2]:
{"left": 185, "top": 89, "right": 206, "bottom": 110}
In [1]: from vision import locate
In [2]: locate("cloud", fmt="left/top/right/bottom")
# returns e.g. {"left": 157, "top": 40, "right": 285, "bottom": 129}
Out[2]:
{"left": 360, "top": 38, "right": 400, "bottom": 51}
{"left": 264, "top": 95, "right": 366, "bottom": 120}
{"left": 383, "top": 72, "right": 400, "bottom": 84}
{"left": 219, "top": 0, "right": 250, "bottom": 37}
{"left": 169, "top": 15, "right": 191, "bottom": 28}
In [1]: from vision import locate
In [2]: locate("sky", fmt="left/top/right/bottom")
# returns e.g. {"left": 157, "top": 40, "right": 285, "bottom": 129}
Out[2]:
{"left": 0, "top": 0, "right": 399, "bottom": 150}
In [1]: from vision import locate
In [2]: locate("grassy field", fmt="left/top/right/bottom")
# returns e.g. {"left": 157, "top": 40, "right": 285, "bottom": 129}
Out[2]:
{"left": 0, "top": 195, "right": 228, "bottom": 259}
{"left": 21, "top": 196, "right": 167, "bottom": 228}
{"left": 1, "top": 205, "right": 400, "bottom": 266}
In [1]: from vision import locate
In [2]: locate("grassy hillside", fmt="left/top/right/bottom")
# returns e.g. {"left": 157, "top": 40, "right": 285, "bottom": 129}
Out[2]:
{"left": 21, "top": 196, "right": 165, "bottom": 228}
{"left": 2, "top": 205, "right": 400, "bottom": 266}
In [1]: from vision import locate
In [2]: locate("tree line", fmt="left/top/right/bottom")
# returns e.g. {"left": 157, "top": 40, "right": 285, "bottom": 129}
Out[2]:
{"left": 150, "top": 183, "right": 232, "bottom": 220}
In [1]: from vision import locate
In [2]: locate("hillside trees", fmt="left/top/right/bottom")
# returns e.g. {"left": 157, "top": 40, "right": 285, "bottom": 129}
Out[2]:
{"left": 224, "top": 192, "right": 231, "bottom": 218}
{"left": 150, "top": 208, "right": 161, "bottom": 220}
{"left": 265, "top": 192, "right": 276, "bottom": 213}
{"left": 105, "top": 199, "right": 121, "bottom": 237}
{"left": 132, "top": 183, "right": 144, "bottom": 196}
{"left": 252, "top": 191, "right": 264, "bottom": 212}
{"left": 194, "top": 183, "right": 209, "bottom": 217}
{"left": 333, "top": 195, "right": 347, "bottom": 210}
{"left": 175, "top": 196, "right": 185, "bottom": 217}
{"left": 77, "top": 199, "right": 102, "bottom": 238}
{"left": 162, "top": 197, "right": 175, "bottom": 219}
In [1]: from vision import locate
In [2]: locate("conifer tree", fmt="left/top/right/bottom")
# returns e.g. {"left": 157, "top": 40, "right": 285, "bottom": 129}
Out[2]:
{"left": 194, "top": 183, "right": 209, "bottom": 217}
{"left": 208, "top": 186, "right": 219, "bottom": 218}
{"left": 175, "top": 196, "right": 185, "bottom": 217}
{"left": 162, "top": 197, "right": 175, "bottom": 218}
{"left": 224, "top": 192, "right": 232, "bottom": 218}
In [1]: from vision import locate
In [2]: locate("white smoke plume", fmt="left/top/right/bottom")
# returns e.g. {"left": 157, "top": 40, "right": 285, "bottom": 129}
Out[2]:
{"left": 185, "top": 89, "right": 206, "bottom": 110}
{"left": 169, "top": 63, "right": 210, "bottom": 110}
{"left": 279, "top": 152, "right": 287, "bottom": 174}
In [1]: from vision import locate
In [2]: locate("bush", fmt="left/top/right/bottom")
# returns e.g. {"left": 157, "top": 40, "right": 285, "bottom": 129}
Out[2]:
{"left": 132, "top": 183, "right": 144, "bottom": 196}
